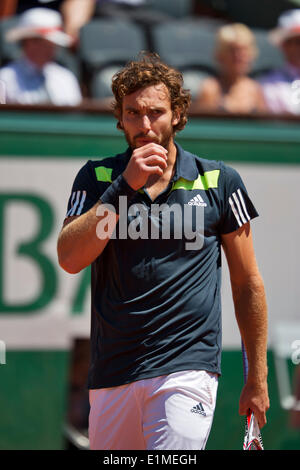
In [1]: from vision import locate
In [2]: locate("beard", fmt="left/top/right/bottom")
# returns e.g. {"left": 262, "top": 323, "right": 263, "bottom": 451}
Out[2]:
{"left": 123, "top": 125, "right": 174, "bottom": 151}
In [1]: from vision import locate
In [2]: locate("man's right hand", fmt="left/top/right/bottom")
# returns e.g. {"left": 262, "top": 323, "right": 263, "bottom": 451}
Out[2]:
{"left": 239, "top": 378, "right": 269, "bottom": 429}
{"left": 122, "top": 143, "right": 168, "bottom": 190}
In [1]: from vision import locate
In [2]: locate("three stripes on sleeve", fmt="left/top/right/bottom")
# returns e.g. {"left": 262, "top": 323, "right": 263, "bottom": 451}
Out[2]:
{"left": 66, "top": 190, "right": 87, "bottom": 217}
{"left": 228, "top": 189, "right": 251, "bottom": 227}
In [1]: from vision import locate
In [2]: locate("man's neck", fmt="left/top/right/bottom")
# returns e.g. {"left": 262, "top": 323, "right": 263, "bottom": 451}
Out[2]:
{"left": 23, "top": 54, "right": 48, "bottom": 71}
{"left": 220, "top": 73, "right": 245, "bottom": 90}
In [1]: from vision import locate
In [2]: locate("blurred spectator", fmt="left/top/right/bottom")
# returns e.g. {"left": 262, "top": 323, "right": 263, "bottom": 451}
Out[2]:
{"left": 61, "top": 0, "right": 95, "bottom": 46}
{"left": 83, "top": 0, "right": 171, "bottom": 61}
{"left": 192, "top": 23, "right": 266, "bottom": 114}
{"left": 0, "top": 8, "right": 82, "bottom": 105}
{"left": 1, "top": 0, "right": 95, "bottom": 46}
{"left": 0, "top": 0, "right": 18, "bottom": 18}
{"left": 93, "top": 0, "right": 170, "bottom": 26}
{"left": 259, "top": 9, "right": 300, "bottom": 115}
{"left": 95, "top": 0, "right": 146, "bottom": 12}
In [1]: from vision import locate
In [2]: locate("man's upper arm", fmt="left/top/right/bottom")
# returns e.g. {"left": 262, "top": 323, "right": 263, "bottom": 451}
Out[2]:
{"left": 61, "top": 215, "right": 80, "bottom": 229}
{"left": 64, "top": 161, "right": 100, "bottom": 220}
{"left": 218, "top": 161, "right": 262, "bottom": 287}
{"left": 221, "top": 222, "right": 261, "bottom": 288}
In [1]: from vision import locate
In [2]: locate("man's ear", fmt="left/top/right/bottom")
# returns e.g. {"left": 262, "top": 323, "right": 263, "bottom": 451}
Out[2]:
{"left": 114, "top": 105, "right": 123, "bottom": 130}
{"left": 172, "top": 109, "right": 180, "bottom": 126}
{"left": 117, "top": 110, "right": 124, "bottom": 130}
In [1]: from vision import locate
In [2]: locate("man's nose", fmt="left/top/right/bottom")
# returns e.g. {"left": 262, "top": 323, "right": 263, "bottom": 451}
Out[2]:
{"left": 139, "top": 115, "right": 151, "bottom": 131}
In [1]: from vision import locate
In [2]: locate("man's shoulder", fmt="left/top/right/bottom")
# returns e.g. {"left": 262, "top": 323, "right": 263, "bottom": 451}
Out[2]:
{"left": 0, "top": 60, "right": 19, "bottom": 76}
{"left": 190, "top": 151, "right": 244, "bottom": 188}
{"left": 180, "top": 145, "right": 239, "bottom": 174}
{"left": 80, "top": 150, "right": 130, "bottom": 179}
{"left": 190, "top": 151, "right": 224, "bottom": 173}
{"left": 89, "top": 150, "right": 130, "bottom": 168}
{"left": 45, "top": 61, "right": 76, "bottom": 76}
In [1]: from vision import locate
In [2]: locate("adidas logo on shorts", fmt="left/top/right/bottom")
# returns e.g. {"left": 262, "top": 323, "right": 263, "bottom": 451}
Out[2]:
{"left": 191, "top": 402, "right": 206, "bottom": 416}
{"left": 187, "top": 195, "right": 207, "bottom": 207}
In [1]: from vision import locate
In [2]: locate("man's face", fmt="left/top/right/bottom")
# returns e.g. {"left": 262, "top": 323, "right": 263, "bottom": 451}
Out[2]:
{"left": 22, "top": 37, "right": 56, "bottom": 68}
{"left": 119, "top": 83, "right": 180, "bottom": 151}
{"left": 282, "top": 36, "right": 300, "bottom": 68}
{"left": 218, "top": 42, "right": 254, "bottom": 75}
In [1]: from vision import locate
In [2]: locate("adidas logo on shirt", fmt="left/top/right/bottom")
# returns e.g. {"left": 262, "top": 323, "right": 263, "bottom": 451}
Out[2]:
{"left": 187, "top": 194, "right": 207, "bottom": 207}
{"left": 191, "top": 402, "right": 206, "bottom": 416}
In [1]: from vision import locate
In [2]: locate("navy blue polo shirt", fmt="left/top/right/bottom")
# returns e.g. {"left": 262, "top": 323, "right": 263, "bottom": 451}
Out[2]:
{"left": 65, "top": 143, "right": 258, "bottom": 388}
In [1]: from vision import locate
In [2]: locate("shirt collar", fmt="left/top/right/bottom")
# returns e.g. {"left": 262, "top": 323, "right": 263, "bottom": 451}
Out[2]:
{"left": 173, "top": 142, "right": 199, "bottom": 181}
{"left": 17, "top": 56, "right": 48, "bottom": 79}
{"left": 19, "top": 57, "right": 46, "bottom": 76}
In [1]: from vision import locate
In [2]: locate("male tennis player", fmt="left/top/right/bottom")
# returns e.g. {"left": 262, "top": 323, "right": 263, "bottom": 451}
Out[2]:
{"left": 57, "top": 52, "right": 269, "bottom": 450}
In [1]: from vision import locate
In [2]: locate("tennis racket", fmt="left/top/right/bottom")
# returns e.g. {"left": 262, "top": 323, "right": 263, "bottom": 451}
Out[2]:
{"left": 241, "top": 341, "right": 264, "bottom": 450}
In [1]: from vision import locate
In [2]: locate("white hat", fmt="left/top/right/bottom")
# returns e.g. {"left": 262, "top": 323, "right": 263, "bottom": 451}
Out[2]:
{"left": 270, "top": 9, "right": 300, "bottom": 46}
{"left": 5, "top": 8, "right": 72, "bottom": 47}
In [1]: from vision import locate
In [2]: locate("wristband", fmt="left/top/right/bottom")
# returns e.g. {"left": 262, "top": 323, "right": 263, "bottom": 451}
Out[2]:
{"left": 99, "top": 174, "right": 136, "bottom": 215}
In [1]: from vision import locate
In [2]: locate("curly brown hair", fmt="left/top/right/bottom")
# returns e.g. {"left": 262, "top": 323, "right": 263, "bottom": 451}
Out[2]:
{"left": 111, "top": 52, "right": 191, "bottom": 133}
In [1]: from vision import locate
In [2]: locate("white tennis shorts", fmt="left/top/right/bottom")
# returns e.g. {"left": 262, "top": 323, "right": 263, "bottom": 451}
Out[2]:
{"left": 88, "top": 369, "right": 218, "bottom": 450}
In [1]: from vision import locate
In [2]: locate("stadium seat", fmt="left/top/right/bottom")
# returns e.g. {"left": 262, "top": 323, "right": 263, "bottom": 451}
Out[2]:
{"left": 78, "top": 18, "right": 148, "bottom": 74}
{"left": 151, "top": 20, "right": 217, "bottom": 74}
{"left": 182, "top": 68, "right": 216, "bottom": 100}
{"left": 0, "top": 16, "right": 20, "bottom": 64}
{"left": 146, "top": 0, "right": 193, "bottom": 18}
{"left": 55, "top": 47, "right": 81, "bottom": 81}
{"left": 90, "top": 65, "right": 121, "bottom": 100}
{"left": 89, "top": 62, "right": 215, "bottom": 102}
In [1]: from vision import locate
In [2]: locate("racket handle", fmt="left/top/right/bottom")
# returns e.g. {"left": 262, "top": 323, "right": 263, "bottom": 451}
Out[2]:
{"left": 241, "top": 340, "right": 249, "bottom": 384}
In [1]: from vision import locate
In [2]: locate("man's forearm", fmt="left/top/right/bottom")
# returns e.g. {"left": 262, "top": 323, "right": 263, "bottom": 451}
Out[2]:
{"left": 57, "top": 202, "right": 118, "bottom": 274}
{"left": 61, "top": 0, "right": 95, "bottom": 39}
{"left": 232, "top": 274, "right": 268, "bottom": 385}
